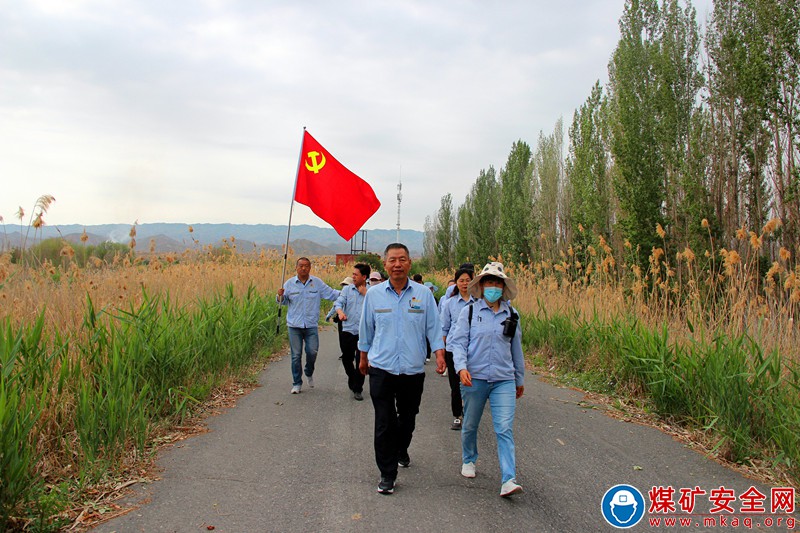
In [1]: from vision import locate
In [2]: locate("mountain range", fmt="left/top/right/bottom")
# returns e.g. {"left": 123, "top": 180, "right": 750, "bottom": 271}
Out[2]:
{"left": 0, "top": 223, "right": 424, "bottom": 256}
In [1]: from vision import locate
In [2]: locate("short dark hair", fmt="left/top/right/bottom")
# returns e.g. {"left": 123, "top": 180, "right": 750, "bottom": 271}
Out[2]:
{"left": 384, "top": 242, "right": 410, "bottom": 257}
{"left": 459, "top": 262, "right": 475, "bottom": 272}
{"left": 480, "top": 274, "right": 504, "bottom": 285}
{"left": 354, "top": 263, "right": 371, "bottom": 276}
{"left": 296, "top": 257, "right": 311, "bottom": 266}
{"left": 412, "top": 274, "right": 423, "bottom": 282}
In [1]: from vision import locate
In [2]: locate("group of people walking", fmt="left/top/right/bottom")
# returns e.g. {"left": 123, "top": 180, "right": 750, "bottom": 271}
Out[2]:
{"left": 277, "top": 244, "right": 526, "bottom": 498}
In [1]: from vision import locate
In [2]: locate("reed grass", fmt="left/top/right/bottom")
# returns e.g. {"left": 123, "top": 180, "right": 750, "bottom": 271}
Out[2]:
{"left": 426, "top": 219, "right": 800, "bottom": 487}
{"left": 0, "top": 243, "right": 349, "bottom": 530}
{"left": 3, "top": 212, "right": 799, "bottom": 527}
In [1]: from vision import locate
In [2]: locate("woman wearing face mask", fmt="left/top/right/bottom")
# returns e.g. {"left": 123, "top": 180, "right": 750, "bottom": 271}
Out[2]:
{"left": 448, "top": 262, "right": 524, "bottom": 498}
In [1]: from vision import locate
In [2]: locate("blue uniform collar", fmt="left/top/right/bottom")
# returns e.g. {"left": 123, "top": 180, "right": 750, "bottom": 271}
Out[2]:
{"left": 475, "top": 298, "right": 511, "bottom": 314}
{"left": 385, "top": 278, "right": 411, "bottom": 294}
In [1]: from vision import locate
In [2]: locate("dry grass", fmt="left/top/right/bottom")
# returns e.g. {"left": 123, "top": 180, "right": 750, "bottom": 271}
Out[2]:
{"left": 428, "top": 218, "right": 799, "bottom": 363}
{"left": 0, "top": 247, "right": 349, "bottom": 335}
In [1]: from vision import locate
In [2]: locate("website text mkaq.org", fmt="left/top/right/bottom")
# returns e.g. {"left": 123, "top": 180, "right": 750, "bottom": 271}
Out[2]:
{"left": 648, "top": 515, "right": 795, "bottom": 529}
{"left": 601, "top": 484, "right": 796, "bottom": 530}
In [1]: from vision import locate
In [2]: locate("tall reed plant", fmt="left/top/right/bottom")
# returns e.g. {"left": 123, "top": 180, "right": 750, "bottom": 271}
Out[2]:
{"left": 0, "top": 285, "right": 280, "bottom": 529}
{"left": 522, "top": 303, "right": 800, "bottom": 483}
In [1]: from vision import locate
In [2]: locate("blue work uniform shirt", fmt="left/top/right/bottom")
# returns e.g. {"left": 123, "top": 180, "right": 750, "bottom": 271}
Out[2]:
{"left": 278, "top": 275, "right": 340, "bottom": 328}
{"left": 334, "top": 283, "right": 367, "bottom": 335}
{"left": 438, "top": 284, "right": 457, "bottom": 311}
{"left": 449, "top": 298, "right": 525, "bottom": 387}
{"left": 358, "top": 279, "right": 444, "bottom": 375}
{"left": 439, "top": 293, "right": 475, "bottom": 347}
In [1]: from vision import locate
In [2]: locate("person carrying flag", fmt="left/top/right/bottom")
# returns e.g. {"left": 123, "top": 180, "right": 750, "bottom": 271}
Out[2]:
{"left": 277, "top": 257, "right": 340, "bottom": 394}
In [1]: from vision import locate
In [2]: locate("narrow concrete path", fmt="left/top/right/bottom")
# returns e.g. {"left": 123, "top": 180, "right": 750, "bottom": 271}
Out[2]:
{"left": 94, "top": 327, "right": 793, "bottom": 532}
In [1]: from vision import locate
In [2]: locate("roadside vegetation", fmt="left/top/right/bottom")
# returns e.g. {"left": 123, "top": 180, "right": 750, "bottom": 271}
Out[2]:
{"left": 0, "top": 221, "right": 351, "bottom": 530}
{"left": 426, "top": 220, "right": 800, "bottom": 493}
{"left": 2, "top": 209, "right": 799, "bottom": 529}
{"left": 421, "top": 0, "right": 800, "bottom": 498}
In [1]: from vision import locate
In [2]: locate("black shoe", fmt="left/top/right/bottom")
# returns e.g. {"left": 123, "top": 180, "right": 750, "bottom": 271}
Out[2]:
{"left": 377, "top": 477, "right": 395, "bottom": 495}
{"left": 353, "top": 391, "right": 363, "bottom": 401}
{"left": 398, "top": 452, "right": 411, "bottom": 468}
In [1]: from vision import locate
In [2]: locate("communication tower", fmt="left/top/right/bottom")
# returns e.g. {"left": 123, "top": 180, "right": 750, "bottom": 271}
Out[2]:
{"left": 396, "top": 172, "right": 402, "bottom": 243}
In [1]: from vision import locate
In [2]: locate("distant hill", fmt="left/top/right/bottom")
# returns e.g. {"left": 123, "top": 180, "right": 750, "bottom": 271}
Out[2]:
{"left": 0, "top": 223, "right": 424, "bottom": 256}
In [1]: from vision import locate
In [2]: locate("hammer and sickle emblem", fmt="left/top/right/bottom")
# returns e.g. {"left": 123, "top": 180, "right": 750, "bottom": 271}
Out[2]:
{"left": 305, "top": 151, "right": 326, "bottom": 174}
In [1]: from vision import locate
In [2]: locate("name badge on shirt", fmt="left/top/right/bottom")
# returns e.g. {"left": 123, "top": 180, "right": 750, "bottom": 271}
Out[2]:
{"left": 409, "top": 297, "right": 423, "bottom": 310}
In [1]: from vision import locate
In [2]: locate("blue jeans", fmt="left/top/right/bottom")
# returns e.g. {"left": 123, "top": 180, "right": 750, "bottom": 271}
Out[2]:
{"left": 287, "top": 327, "right": 319, "bottom": 387}
{"left": 461, "top": 379, "right": 517, "bottom": 483}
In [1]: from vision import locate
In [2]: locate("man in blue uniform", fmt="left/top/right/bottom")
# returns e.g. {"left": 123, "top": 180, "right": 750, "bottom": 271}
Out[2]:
{"left": 277, "top": 257, "right": 340, "bottom": 394}
{"left": 358, "top": 243, "right": 445, "bottom": 495}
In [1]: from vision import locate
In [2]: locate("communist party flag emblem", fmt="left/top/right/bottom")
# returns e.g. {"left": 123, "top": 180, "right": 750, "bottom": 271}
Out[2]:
{"left": 294, "top": 131, "right": 381, "bottom": 241}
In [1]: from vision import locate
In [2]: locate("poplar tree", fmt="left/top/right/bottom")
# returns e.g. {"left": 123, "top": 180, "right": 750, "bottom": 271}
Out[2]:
{"left": 498, "top": 141, "right": 534, "bottom": 262}
{"left": 707, "top": 0, "right": 773, "bottom": 240}
{"left": 534, "top": 119, "right": 565, "bottom": 256}
{"left": 455, "top": 166, "right": 500, "bottom": 267}
{"left": 609, "top": 0, "right": 665, "bottom": 259}
{"left": 434, "top": 193, "right": 455, "bottom": 269}
{"left": 423, "top": 215, "right": 437, "bottom": 265}
{"left": 656, "top": 0, "right": 706, "bottom": 248}
{"left": 567, "top": 81, "right": 612, "bottom": 239}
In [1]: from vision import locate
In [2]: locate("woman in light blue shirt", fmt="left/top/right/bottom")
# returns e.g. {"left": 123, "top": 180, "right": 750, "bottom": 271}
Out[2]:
{"left": 449, "top": 262, "right": 524, "bottom": 498}
{"left": 439, "top": 267, "right": 475, "bottom": 430}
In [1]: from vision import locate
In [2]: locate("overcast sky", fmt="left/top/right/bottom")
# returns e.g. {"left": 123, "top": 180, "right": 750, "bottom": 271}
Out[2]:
{"left": 0, "top": 0, "right": 712, "bottom": 234}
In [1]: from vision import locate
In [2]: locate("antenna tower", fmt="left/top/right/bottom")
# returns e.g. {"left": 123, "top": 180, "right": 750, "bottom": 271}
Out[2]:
{"left": 396, "top": 170, "right": 402, "bottom": 243}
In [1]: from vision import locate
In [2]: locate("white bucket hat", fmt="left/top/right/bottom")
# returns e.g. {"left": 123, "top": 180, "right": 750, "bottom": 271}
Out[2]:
{"left": 467, "top": 262, "right": 517, "bottom": 301}
{"left": 340, "top": 276, "right": 353, "bottom": 286}
{"left": 423, "top": 281, "right": 438, "bottom": 292}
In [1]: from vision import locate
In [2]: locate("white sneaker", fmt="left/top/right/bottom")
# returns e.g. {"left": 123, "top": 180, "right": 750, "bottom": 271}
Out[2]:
{"left": 500, "top": 479, "right": 523, "bottom": 497}
{"left": 290, "top": 385, "right": 301, "bottom": 394}
{"left": 461, "top": 462, "right": 476, "bottom": 478}
{"left": 307, "top": 375, "right": 315, "bottom": 388}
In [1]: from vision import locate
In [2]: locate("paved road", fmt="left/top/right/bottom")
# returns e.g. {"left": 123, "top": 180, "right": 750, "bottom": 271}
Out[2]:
{"left": 95, "top": 326, "right": 795, "bottom": 532}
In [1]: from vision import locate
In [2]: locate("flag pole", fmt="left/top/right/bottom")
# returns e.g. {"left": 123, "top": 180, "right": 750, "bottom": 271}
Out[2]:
{"left": 276, "top": 126, "right": 306, "bottom": 335}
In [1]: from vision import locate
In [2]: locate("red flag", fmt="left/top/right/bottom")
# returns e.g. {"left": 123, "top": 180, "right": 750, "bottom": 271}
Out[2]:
{"left": 294, "top": 131, "right": 381, "bottom": 241}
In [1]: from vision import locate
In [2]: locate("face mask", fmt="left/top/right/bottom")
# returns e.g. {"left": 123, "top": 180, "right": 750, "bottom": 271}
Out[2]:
{"left": 484, "top": 287, "right": 503, "bottom": 303}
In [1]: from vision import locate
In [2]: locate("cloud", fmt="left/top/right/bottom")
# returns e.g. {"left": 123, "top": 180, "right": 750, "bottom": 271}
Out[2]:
{"left": 1, "top": 0, "right": 638, "bottom": 232}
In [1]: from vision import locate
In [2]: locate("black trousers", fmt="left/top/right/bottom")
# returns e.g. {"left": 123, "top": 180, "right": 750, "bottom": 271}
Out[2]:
{"left": 339, "top": 331, "right": 364, "bottom": 393}
{"left": 368, "top": 368, "right": 425, "bottom": 481}
{"left": 445, "top": 351, "right": 463, "bottom": 417}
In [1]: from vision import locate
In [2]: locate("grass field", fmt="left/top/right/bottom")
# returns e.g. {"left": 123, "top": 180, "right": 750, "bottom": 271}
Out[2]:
{"left": 1, "top": 220, "right": 798, "bottom": 529}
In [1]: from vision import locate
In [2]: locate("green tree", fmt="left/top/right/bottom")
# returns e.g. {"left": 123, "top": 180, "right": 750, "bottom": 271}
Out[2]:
{"left": 498, "top": 141, "right": 534, "bottom": 262}
{"left": 455, "top": 166, "right": 500, "bottom": 266}
{"left": 454, "top": 200, "right": 473, "bottom": 267}
{"left": 434, "top": 193, "right": 456, "bottom": 269}
{"left": 533, "top": 119, "right": 565, "bottom": 256}
{"left": 91, "top": 241, "right": 130, "bottom": 263}
{"left": 655, "top": 0, "right": 706, "bottom": 248}
{"left": 423, "top": 215, "right": 436, "bottom": 265}
{"left": 355, "top": 253, "right": 383, "bottom": 273}
{"left": 608, "top": 0, "right": 666, "bottom": 260}
{"left": 706, "top": 0, "right": 775, "bottom": 240}
{"left": 567, "top": 81, "right": 612, "bottom": 239}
